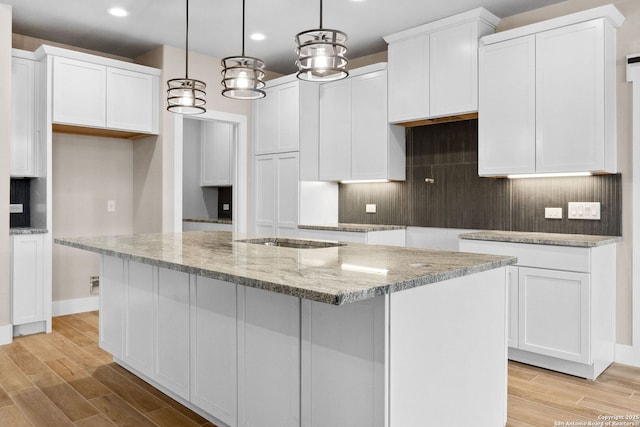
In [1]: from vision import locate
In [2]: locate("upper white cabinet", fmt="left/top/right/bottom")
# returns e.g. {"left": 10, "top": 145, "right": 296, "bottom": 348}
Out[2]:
{"left": 201, "top": 120, "right": 233, "bottom": 187}
{"left": 478, "top": 6, "right": 624, "bottom": 176}
{"left": 11, "top": 52, "right": 40, "bottom": 177}
{"left": 253, "top": 78, "right": 320, "bottom": 179}
{"left": 385, "top": 8, "right": 499, "bottom": 124}
{"left": 43, "top": 46, "right": 160, "bottom": 135}
{"left": 319, "top": 64, "right": 405, "bottom": 182}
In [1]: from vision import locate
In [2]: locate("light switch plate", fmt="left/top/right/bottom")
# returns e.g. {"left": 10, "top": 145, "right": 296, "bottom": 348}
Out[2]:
{"left": 107, "top": 200, "right": 116, "bottom": 212}
{"left": 9, "top": 204, "right": 23, "bottom": 214}
{"left": 544, "top": 207, "right": 562, "bottom": 219}
{"left": 366, "top": 204, "right": 376, "bottom": 214}
{"left": 568, "top": 202, "right": 601, "bottom": 220}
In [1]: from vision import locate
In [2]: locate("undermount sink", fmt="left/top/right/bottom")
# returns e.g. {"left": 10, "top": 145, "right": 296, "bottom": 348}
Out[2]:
{"left": 234, "top": 237, "right": 346, "bottom": 249}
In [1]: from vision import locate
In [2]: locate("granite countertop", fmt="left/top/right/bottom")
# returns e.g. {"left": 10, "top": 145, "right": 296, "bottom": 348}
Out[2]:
{"left": 10, "top": 227, "right": 48, "bottom": 235}
{"left": 183, "top": 218, "right": 232, "bottom": 224}
{"left": 55, "top": 231, "right": 515, "bottom": 305}
{"left": 298, "top": 223, "right": 406, "bottom": 233}
{"left": 459, "top": 231, "right": 621, "bottom": 248}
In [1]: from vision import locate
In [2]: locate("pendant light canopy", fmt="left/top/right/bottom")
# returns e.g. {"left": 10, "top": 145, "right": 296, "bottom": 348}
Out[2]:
{"left": 295, "top": 0, "right": 348, "bottom": 82}
{"left": 221, "top": 0, "right": 266, "bottom": 100}
{"left": 167, "top": 0, "right": 206, "bottom": 115}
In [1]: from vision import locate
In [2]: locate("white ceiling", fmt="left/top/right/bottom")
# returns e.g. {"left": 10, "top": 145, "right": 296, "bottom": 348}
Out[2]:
{"left": 5, "top": 0, "right": 564, "bottom": 74}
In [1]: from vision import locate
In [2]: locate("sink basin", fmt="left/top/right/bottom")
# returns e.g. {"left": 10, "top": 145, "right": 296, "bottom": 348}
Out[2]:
{"left": 234, "top": 237, "right": 346, "bottom": 249}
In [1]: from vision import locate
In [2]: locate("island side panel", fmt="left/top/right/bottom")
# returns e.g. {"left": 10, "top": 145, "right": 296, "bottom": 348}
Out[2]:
{"left": 389, "top": 267, "right": 508, "bottom": 427}
{"left": 99, "top": 254, "right": 124, "bottom": 358}
{"left": 301, "top": 296, "right": 387, "bottom": 427}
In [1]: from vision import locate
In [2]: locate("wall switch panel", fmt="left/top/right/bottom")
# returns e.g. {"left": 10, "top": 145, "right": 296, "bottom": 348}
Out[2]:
{"left": 366, "top": 204, "right": 377, "bottom": 214}
{"left": 107, "top": 200, "right": 116, "bottom": 212}
{"left": 568, "top": 202, "right": 600, "bottom": 220}
{"left": 9, "top": 204, "right": 23, "bottom": 214}
{"left": 544, "top": 207, "right": 562, "bottom": 219}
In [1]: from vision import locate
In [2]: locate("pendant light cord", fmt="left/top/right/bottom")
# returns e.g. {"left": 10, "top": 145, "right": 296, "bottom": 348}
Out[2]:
{"left": 185, "top": 0, "right": 190, "bottom": 78}
{"left": 242, "top": 0, "right": 246, "bottom": 56}
{"left": 319, "top": 0, "right": 323, "bottom": 29}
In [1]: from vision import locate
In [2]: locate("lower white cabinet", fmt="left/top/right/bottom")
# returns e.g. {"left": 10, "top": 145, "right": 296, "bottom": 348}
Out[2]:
{"left": 459, "top": 239, "right": 615, "bottom": 379}
{"left": 297, "top": 228, "right": 406, "bottom": 247}
{"left": 123, "top": 261, "right": 154, "bottom": 377}
{"left": 11, "top": 234, "right": 45, "bottom": 327}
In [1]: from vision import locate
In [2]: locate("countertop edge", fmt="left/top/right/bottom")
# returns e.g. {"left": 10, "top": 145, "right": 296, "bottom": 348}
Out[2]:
{"left": 298, "top": 224, "right": 407, "bottom": 233}
{"left": 11, "top": 228, "right": 49, "bottom": 235}
{"left": 55, "top": 238, "right": 516, "bottom": 305}
{"left": 458, "top": 232, "right": 621, "bottom": 248}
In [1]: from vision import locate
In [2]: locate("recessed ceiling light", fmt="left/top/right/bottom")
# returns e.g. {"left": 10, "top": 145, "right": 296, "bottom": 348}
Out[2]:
{"left": 108, "top": 7, "right": 128, "bottom": 17}
{"left": 250, "top": 33, "right": 266, "bottom": 41}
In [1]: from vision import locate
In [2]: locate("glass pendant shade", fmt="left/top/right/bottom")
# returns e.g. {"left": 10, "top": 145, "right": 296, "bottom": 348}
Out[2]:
{"left": 167, "top": 78, "right": 206, "bottom": 114}
{"left": 221, "top": 0, "right": 267, "bottom": 100}
{"left": 167, "top": 0, "right": 206, "bottom": 115}
{"left": 221, "top": 56, "right": 266, "bottom": 100}
{"left": 295, "top": 29, "right": 348, "bottom": 81}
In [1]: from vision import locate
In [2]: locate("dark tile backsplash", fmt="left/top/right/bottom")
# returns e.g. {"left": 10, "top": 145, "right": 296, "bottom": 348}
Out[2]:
{"left": 218, "top": 186, "right": 232, "bottom": 219}
{"left": 10, "top": 178, "right": 31, "bottom": 228}
{"left": 338, "top": 119, "right": 622, "bottom": 236}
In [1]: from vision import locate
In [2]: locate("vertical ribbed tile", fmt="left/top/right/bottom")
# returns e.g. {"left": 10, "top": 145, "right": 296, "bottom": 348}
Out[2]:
{"left": 10, "top": 178, "right": 31, "bottom": 228}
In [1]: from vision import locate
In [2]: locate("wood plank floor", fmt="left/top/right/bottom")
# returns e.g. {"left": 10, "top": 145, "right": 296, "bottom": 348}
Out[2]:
{"left": 2, "top": 312, "right": 640, "bottom": 426}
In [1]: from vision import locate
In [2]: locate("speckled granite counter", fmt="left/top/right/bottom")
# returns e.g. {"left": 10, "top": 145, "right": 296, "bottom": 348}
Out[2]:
{"left": 183, "top": 218, "right": 232, "bottom": 224}
{"left": 10, "top": 227, "right": 48, "bottom": 235}
{"left": 56, "top": 231, "right": 515, "bottom": 305}
{"left": 459, "top": 231, "right": 620, "bottom": 248}
{"left": 298, "top": 223, "right": 405, "bottom": 232}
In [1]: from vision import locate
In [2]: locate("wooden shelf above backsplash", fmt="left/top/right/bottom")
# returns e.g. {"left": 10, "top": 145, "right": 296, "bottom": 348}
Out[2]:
{"left": 394, "top": 112, "right": 478, "bottom": 128}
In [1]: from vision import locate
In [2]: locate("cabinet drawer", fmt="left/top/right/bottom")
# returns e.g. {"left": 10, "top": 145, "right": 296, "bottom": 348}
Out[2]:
{"left": 459, "top": 240, "right": 590, "bottom": 272}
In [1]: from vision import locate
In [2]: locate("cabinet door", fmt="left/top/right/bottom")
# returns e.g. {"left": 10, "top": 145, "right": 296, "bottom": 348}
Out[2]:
{"left": 124, "top": 261, "right": 154, "bottom": 377}
{"left": 351, "top": 71, "right": 388, "bottom": 180}
{"left": 254, "top": 88, "right": 278, "bottom": 155}
{"left": 11, "top": 234, "right": 44, "bottom": 325}
{"left": 507, "top": 266, "right": 519, "bottom": 348}
{"left": 319, "top": 79, "right": 351, "bottom": 180}
{"left": 106, "top": 67, "right": 154, "bottom": 133}
{"left": 277, "top": 82, "right": 300, "bottom": 152}
{"left": 201, "top": 121, "right": 233, "bottom": 186}
{"left": 536, "top": 20, "right": 605, "bottom": 173}
{"left": 387, "top": 35, "right": 429, "bottom": 123}
{"left": 518, "top": 267, "right": 590, "bottom": 363}
{"left": 478, "top": 35, "right": 536, "bottom": 176}
{"left": 238, "top": 286, "right": 300, "bottom": 427}
{"left": 100, "top": 255, "right": 125, "bottom": 358}
{"left": 191, "top": 277, "right": 238, "bottom": 427}
{"left": 430, "top": 21, "right": 478, "bottom": 117}
{"left": 53, "top": 56, "right": 106, "bottom": 127}
{"left": 276, "top": 152, "right": 299, "bottom": 237}
{"left": 254, "top": 155, "right": 276, "bottom": 235}
{"left": 11, "top": 57, "right": 37, "bottom": 177}
{"left": 155, "top": 267, "right": 190, "bottom": 400}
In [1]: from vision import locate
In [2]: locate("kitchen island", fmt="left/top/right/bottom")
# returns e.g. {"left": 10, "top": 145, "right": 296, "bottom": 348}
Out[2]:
{"left": 56, "top": 231, "right": 516, "bottom": 427}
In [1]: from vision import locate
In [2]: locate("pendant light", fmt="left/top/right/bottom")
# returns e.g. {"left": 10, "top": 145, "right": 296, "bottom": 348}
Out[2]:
{"left": 221, "top": 0, "right": 266, "bottom": 100}
{"left": 295, "top": 0, "right": 348, "bottom": 82}
{"left": 167, "top": 0, "right": 206, "bottom": 114}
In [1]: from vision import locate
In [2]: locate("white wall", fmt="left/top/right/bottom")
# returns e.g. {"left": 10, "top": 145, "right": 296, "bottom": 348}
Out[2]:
{"left": 0, "top": 4, "right": 12, "bottom": 336}
{"left": 52, "top": 133, "right": 134, "bottom": 301}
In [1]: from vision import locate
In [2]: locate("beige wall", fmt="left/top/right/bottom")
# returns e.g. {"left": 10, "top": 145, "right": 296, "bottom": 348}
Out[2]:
{"left": 52, "top": 134, "right": 134, "bottom": 301}
{"left": 0, "top": 4, "right": 12, "bottom": 328}
{"left": 497, "top": 0, "right": 640, "bottom": 347}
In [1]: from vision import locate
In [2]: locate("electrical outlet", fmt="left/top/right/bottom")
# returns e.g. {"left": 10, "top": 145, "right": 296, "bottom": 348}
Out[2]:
{"left": 9, "top": 204, "right": 23, "bottom": 214}
{"left": 223, "top": 203, "right": 230, "bottom": 211}
{"left": 568, "top": 202, "right": 601, "bottom": 220}
{"left": 107, "top": 200, "right": 116, "bottom": 212}
{"left": 545, "top": 207, "right": 562, "bottom": 219}
{"left": 366, "top": 204, "right": 377, "bottom": 214}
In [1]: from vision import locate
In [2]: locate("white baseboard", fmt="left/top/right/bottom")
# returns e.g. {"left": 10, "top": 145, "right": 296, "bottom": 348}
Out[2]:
{"left": 0, "top": 324, "right": 13, "bottom": 345}
{"left": 616, "top": 344, "right": 640, "bottom": 368}
{"left": 52, "top": 296, "right": 99, "bottom": 316}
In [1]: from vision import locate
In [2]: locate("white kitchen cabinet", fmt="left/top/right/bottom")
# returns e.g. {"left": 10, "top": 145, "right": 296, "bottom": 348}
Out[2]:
{"left": 385, "top": 8, "right": 499, "bottom": 124}
{"left": 11, "top": 234, "right": 45, "bottom": 327}
{"left": 478, "top": 35, "right": 536, "bottom": 176}
{"left": 253, "top": 79, "right": 319, "bottom": 169}
{"left": 191, "top": 276, "right": 238, "bottom": 427}
{"left": 99, "top": 255, "right": 125, "bottom": 358}
{"left": 11, "top": 53, "right": 39, "bottom": 177}
{"left": 478, "top": 6, "right": 623, "bottom": 176}
{"left": 201, "top": 120, "right": 233, "bottom": 187}
{"left": 123, "top": 261, "right": 154, "bottom": 378}
{"left": 238, "top": 286, "right": 300, "bottom": 427}
{"left": 48, "top": 47, "right": 159, "bottom": 134}
{"left": 319, "top": 64, "right": 405, "bottom": 182}
{"left": 459, "top": 238, "right": 616, "bottom": 379}
{"left": 254, "top": 152, "right": 299, "bottom": 237}
{"left": 155, "top": 267, "right": 190, "bottom": 400}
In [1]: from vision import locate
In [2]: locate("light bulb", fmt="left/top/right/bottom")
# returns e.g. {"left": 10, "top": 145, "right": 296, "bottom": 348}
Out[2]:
{"left": 236, "top": 71, "right": 250, "bottom": 89}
